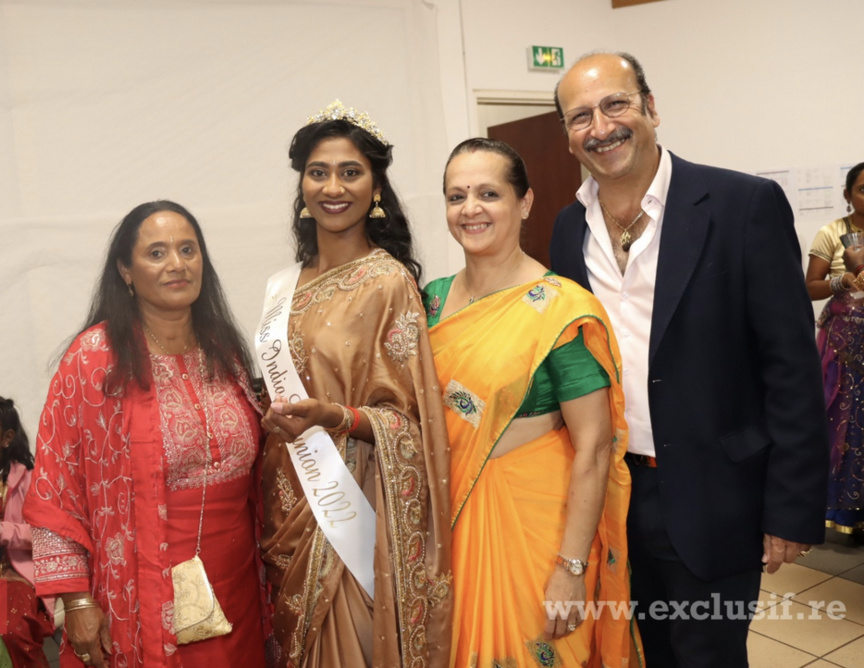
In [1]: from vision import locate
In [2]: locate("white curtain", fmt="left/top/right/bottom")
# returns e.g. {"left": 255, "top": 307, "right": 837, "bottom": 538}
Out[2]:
{"left": 0, "top": 0, "right": 452, "bottom": 434}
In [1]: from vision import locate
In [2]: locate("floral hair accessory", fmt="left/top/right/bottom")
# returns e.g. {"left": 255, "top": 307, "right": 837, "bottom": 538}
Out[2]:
{"left": 305, "top": 99, "right": 389, "bottom": 146}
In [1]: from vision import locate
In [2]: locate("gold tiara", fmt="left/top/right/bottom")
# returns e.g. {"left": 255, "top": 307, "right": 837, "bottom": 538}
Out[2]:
{"left": 305, "top": 100, "right": 389, "bottom": 146}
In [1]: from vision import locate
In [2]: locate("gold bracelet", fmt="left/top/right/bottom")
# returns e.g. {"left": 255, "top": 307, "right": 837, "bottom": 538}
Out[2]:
{"left": 64, "top": 600, "right": 100, "bottom": 612}
{"left": 855, "top": 272, "right": 864, "bottom": 293}
{"left": 64, "top": 596, "right": 96, "bottom": 608}
{"left": 327, "top": 404, "right": 354, "bottom": 433}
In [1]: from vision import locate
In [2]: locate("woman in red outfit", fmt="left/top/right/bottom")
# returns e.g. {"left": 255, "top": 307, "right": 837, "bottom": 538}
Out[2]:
{"left": 25, "top": 201, "right": 272, "bottom": 667}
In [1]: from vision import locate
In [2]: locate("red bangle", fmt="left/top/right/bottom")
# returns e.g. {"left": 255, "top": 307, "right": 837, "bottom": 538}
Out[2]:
{"left": 854, "top": 264, "right": 864, "bottom": 277}
{"left": 346, "top": 406, "right": 361, "bottom": 433}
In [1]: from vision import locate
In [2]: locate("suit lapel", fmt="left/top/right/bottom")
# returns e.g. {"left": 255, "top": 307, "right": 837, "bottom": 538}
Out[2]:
{"left": 560, "top": 202, "right": 592, "bottom": 290}
{"left": 649, "top": 155, "right": 711, "bottom": 364}
{"left": 571, "top": 209, "right": 592, "bottom": 289}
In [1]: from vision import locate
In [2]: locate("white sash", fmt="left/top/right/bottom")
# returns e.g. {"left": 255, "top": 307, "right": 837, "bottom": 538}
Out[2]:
{"left": 255, "top": 264, "right": 376, "bottom": 599}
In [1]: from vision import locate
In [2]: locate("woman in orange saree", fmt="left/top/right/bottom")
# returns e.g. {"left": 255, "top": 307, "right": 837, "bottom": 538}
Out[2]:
{"left": 425, "top": 139, "right": 640, "bottom": 668}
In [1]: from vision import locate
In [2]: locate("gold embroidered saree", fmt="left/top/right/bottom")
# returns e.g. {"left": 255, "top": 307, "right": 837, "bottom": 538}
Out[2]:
{"left": 260, "top": 250, "right": 452, "bottom": 668}
{"left": 427, "top": 275, "right": 638, "bottom": 668}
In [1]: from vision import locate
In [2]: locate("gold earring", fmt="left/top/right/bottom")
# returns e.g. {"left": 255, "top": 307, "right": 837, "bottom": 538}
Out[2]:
{"left": 127, "top": 282, "right": 135, "bottom": 297}
{"left": 300, "top": 206, "right": 313, "bottom": 219}
{"left": 369, "top": 193, "right": 386, "bottom": 219}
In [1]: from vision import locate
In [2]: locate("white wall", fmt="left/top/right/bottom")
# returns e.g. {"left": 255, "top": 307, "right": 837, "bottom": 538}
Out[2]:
{"left": 454, "top": 0, "right": 862, "bottom": 316}
{"left": 458, "top": 0, "right": 860, "bottom": 172}
{"left": 0, "top": 0, "right": 451, "bottom": 433}
{"left": 2, "top": 0, "right": 860, "bottom": 435}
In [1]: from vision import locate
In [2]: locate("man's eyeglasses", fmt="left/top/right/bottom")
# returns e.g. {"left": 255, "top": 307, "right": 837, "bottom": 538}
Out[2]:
{"left": 561, "top": 91, "right": 643, "bottom": 132}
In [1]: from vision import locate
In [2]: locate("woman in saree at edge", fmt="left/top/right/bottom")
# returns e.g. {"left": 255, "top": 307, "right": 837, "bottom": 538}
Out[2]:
{"left": 258, "top": 101, "right": 452, "bottom": 668}
{"left": 805, "top": 161, "right": 864, "bottom": 540}
{"left": 24, "top": 201, "right": 271, "bottom": 667}
{"left": 425, "top": 138, "right": 640, "bottom": 668}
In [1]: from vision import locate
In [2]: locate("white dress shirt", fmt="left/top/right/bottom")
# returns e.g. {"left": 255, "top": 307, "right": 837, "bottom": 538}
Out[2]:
{"left": 577, "top": 147, "right": 673, "bottom": 457}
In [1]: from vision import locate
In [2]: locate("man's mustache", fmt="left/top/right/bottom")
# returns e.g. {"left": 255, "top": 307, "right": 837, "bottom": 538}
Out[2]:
{"left": 584, "top": 127, "right": 633, "bottom": 152}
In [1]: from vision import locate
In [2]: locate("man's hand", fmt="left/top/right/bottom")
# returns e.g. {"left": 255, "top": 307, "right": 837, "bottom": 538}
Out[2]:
{"left": 762, "top": 533, "right": 811, "bottom": 574}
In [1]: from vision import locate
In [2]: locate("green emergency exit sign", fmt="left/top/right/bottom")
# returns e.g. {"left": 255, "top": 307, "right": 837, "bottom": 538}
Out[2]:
{"left": 528, "top": 46, "right": 564, "bottom": 71}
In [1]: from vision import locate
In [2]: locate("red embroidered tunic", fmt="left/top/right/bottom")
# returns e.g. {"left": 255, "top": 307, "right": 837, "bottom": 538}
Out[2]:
{"left": 25, "top": 324, "right": 268, "bottom": 667}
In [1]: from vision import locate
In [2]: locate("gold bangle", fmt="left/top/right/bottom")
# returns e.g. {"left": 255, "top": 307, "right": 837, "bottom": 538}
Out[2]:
{"left": 64, "top": 600, "right": 100, "bottom": 612}
{"left": 64, "top": 596, "right": 96, "bottom": 608}
{"left": 327, "top": 404, "right": 354, "bottom": 433}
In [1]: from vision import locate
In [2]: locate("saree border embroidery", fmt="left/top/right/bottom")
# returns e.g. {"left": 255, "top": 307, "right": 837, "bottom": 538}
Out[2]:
{"left": 366, "top": 406, "right": 431, "bottom": 666}
{"left": 427, "top": 294, "right": 441, "bottom": 319}
{"left": 443, "top": 380, "right": 486, "bottom": 429}
{"left": 427, "top": 571, "right": 453, "bottom": 608}
{"left": 291, "top": 249, "right": 399, "bottom": 316}
{"left": 289, "top": 330, "right": 309, "bottom": 378}
{"left": 521, "top": 281, "right": 559, "bottom": 314}
{"left": 525, "top": 636, "right": 561, "bottom": 668}
{"left": 288, "top": 430, "right": 351, "bottom": 665}
{"left": 492, "top": 659, "right": 519, "bottom": 668}
{"left": 289, "top": 528, "right": 328, "bottom": 665}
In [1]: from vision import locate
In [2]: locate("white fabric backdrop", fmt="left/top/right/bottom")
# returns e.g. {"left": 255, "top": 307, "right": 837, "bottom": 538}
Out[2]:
{"left": 0, "top": 0, "right": 452, "bottom": 435}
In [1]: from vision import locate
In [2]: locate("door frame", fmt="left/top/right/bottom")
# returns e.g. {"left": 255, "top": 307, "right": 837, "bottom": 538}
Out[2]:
{"left": 474, "top": 89, "right": 588, "bottom": 180}
{"left": 472, "top": 89, "right": 556, "bottom": 136}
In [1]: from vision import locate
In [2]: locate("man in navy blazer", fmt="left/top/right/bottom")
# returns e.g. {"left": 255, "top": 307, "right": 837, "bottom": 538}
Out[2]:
{"left": 550, "top": 52, "right": 828, "bottom": 667}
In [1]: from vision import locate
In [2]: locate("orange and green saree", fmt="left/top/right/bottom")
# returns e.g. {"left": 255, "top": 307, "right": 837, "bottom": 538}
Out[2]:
{"left": 425, "top": 274, "right": 640, "bottom": 668}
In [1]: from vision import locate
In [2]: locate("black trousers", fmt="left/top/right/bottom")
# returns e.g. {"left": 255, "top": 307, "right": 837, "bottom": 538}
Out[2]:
{"left": 626, "top": 460, "right": 762, "bottom": 668}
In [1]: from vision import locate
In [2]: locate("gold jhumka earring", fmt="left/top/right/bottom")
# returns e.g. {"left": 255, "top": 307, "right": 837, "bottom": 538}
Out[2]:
{"left": 369, "top": 194, "right": 386, "bottom": 219}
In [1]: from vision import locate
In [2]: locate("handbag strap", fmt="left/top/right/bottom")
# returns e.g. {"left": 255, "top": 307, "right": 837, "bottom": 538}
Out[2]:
{"left": 194, "top": 349, "right": 213, "bottom": 556}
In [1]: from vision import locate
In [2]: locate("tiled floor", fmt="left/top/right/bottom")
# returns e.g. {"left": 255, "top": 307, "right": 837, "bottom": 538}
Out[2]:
{"left": 41, "top": 532, "right": 864, "bottom": 667}
{"left": 749, "top": 530, "right": 864, "bottom": 667}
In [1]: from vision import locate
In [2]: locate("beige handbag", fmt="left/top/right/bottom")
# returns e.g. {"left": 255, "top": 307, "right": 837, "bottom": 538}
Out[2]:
{"left": 171, "top": 554, "right": 232, "bottom": 644}
{"left": 171, "top": 363, "right": 232, "bottom": 645}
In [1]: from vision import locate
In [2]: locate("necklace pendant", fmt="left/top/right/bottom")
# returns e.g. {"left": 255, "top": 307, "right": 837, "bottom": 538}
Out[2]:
{"left": 620, "top": 230, "right": 632, "bottom": 250}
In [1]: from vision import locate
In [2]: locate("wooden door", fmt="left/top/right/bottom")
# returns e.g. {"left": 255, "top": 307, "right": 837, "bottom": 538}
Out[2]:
{"left": 487, "top": 111, "right": 582, "bottom": 267}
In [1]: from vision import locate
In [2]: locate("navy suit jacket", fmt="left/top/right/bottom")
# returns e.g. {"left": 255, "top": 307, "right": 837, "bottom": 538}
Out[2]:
{"left": 550, "top": 152, "right": 829, "bottom": 580}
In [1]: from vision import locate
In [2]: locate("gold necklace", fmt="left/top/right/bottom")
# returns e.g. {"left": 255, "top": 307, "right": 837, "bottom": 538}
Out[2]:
{"left": 599, "top": 199, "right": 645, "bottom": 252}
{"left": 143, "top": 323, "right": 191, "bottom": 355}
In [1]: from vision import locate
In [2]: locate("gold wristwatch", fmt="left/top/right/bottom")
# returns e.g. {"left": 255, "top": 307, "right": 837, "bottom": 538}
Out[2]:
{"left": 556, "top": 553, "right": 587, "bottom": 576}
